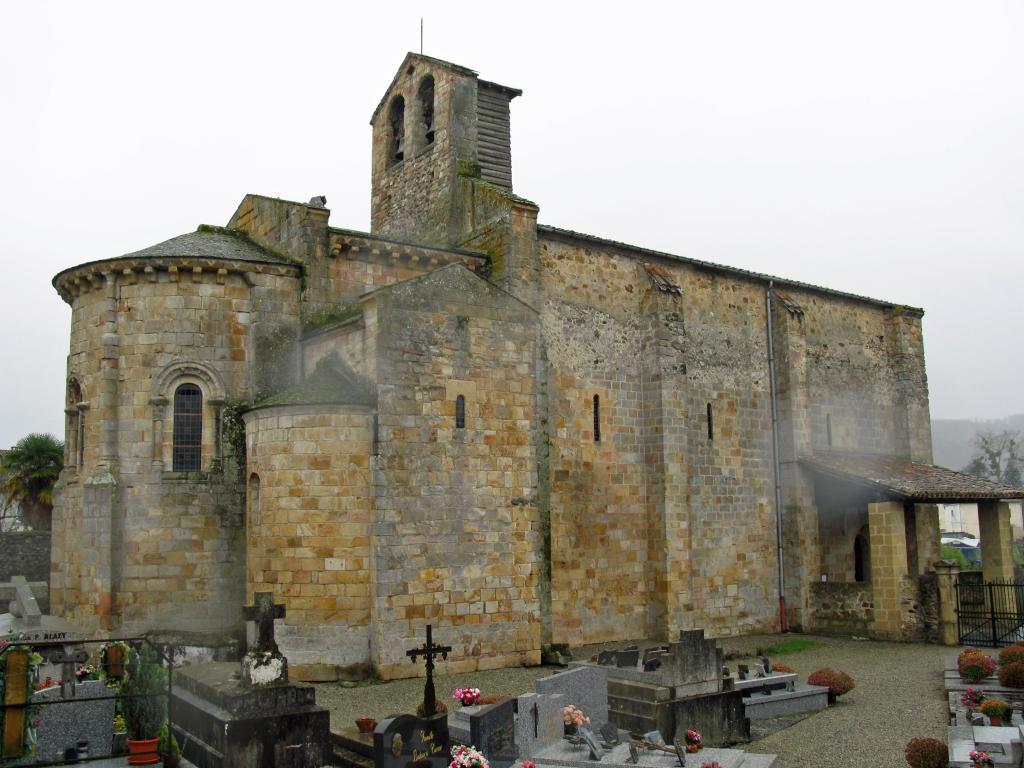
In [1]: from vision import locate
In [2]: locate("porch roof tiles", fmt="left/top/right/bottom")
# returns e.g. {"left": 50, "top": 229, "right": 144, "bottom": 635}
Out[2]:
{"left": 799, "top": 452, "right": 1024, "bottom": 502}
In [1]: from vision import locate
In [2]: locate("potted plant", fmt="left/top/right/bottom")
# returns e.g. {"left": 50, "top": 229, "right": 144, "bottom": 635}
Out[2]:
{"left": 980, "top": 699, "right": 1009, "bottom": 726}
{"left": 998, "top": 662, "right": 1024, "bottom": 688}
{"left": 112, "top": 714, "right": 128, "bottom": 754}
{"left": 970, "top": 750, "right": 994, "bottom": 768}
{"left": 685, "top": 729, "right": 703, "bottom": 752}
{"left": 905, "top": 737, "right": 948, "bottom": 768}
{"left": 355, "top": 717, "right": 378, "bottom": 734}
{"left": 959, "top": 650, "right": 997, "bottom": 682}
{"left": 806, "top": 668, "right": 855, "bottom": 704}
{"left": 121, "top": 644, "right": 167, "bottom": 765}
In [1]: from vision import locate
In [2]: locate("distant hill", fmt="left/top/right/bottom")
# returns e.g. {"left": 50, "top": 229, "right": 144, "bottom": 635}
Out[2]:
{"left": 932, "top": 414, "right": 1024, "bottom": 470}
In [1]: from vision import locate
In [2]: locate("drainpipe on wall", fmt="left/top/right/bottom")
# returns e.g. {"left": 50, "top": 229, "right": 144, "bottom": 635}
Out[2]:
{"left": 766, "top": 280, "right": 789, "bottom": 633}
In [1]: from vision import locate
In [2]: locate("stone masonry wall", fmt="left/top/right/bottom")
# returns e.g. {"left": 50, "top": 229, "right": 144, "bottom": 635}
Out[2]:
{"left": 809, "top": 581, "right": 874, "bottom": 635}
{"left": 52, "top": 260, "right": 300, "bottom": 636}
{"left": 370, "top": 266, "right": 542, "bottom": 678}
{"left": 244, "top": 405, "right": 374, "bottom": 670}
{"left": 0, "top": 531, "right": 52, "bottom": 583}
{"left": 537, "top": 233, "right": 780, "bottom": 642}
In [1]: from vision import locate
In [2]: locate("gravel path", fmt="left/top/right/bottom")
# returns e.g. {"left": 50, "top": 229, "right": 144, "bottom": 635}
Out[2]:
{"left": 314, "top": 633, "right": 952, "bottom": 768}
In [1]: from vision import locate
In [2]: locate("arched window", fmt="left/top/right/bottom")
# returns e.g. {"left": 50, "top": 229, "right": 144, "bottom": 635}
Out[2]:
{"left": 388, "top": 96, "right": 405, "bottom": 165}
{"left": 593, "top": 395, "right": 601, "bottom": 443}
{"left": 173, "top": 384, "right": 203, "bottom": 472}
{"left": 419, "top": 75, "right": 435, "bottom": 145}
{"left": 455, "top": 394, "right": 466, "bottom": 429}
{"left": 248, "top": 473, "right": 261, "bottom": 528}
{"left": 66, "top": 379, "right": 83, "bottom": 467}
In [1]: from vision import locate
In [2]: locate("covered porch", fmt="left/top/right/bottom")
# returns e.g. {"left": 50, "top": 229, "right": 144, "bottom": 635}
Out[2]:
{"left": 799, "top": 452, "right": 1024, "bottom": 642}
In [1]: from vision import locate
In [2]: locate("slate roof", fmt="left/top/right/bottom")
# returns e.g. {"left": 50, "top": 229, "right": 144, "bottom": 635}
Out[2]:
{"left": 800, "top": 452, "right": 1024, "bottom": 502}
{"left": 117, "top": 226, "right": 293, "bottom": 265}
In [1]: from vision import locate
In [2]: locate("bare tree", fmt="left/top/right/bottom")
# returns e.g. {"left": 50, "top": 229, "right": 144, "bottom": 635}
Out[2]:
{"left": 964, "top": 430, "right": 1024, "bottom": 487}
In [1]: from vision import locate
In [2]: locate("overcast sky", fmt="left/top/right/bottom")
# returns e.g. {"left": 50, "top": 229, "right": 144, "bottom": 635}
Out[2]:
{"left": 1, "top": 1, "right": 1021, "bottom": 449}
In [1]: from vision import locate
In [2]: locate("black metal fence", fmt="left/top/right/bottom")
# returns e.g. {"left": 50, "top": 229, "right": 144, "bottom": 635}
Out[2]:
{"left": 956, "top": 578, "right": 1024, "bottom": 647}
{"left": 0, "top": 636, "right": 173, "bottom": 766}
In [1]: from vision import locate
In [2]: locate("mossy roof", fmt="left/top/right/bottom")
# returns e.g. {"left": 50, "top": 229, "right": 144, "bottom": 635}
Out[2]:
{"left": 249, "top": 355, "right": 374, "bottom": 410}
{"left": 117, "top": 226, "right": 294, "bottom": 265}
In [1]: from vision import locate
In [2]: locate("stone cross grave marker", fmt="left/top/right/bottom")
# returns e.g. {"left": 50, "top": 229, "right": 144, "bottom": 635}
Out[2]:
{"left": 48, "top": 644, "right": 89, "bottom": 698}
{"left": 407, "top": 624, "right": 451, "bottom": 717}
{"left": 243, "top": 592, "right": 285, "bottom": 654}
{"left": 8, "top": 576, "right": 42, "bottom": 628}
{"left": 241, "top": 592, "right": 288, "bottom": 686}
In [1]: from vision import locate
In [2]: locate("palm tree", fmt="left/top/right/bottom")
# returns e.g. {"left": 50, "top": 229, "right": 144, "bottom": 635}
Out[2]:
{"left": 0, "top": 433, "right": 64, "bottom": 530}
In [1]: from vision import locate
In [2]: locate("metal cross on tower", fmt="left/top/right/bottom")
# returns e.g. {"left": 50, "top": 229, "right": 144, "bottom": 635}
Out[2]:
{"left": 406, "top": 624, "right": 451, "bottom": 717}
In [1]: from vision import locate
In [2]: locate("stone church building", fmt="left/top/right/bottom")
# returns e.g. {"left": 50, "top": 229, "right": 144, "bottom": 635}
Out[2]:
{"left": 49, "top": 54, "right": 1023, "bottom": 678}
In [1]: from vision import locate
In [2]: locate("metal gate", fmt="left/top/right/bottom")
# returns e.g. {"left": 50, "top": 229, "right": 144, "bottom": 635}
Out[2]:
{"left": 956, "top": 578, "right": 1024, "bottom": 647}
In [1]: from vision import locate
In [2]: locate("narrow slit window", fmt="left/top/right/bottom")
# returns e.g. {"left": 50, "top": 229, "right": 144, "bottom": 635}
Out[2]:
{"left": 388, "top": 96, "right": 405, "bottom": 165}
{"left": 593, "top": 395, "right": 601, "bottom": 443}
{"left": 173, "top": 384, "right": 203, "bottom": 472}
{"left": 419, "top": 75, "right": 435, "bottom": 145}
{"left": 455, "top": 394, "right": 466, "bottom": 429}
{"left": 707, "top": 402, "right": 714, "bottom": 441}
{"left": 826, "top": 413, "right": 832, "bottom": 447}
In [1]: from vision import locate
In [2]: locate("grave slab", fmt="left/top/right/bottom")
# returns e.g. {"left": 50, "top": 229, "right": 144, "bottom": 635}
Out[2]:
{"left": 742, "top": 684, "right": 829, "bottom": 720}
{"left": 23, "top": 680, "right": 116, "bottom": 764}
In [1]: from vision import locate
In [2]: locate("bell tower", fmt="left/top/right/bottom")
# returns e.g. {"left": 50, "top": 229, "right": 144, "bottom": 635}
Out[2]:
{"left": 369, "top": 54, "right": 521, "bottom": 248}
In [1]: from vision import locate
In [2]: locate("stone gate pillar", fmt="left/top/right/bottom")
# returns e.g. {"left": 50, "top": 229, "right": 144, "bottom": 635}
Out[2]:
{"left": 868, "top": 501, "right": 909, "bottom": 640}
{"left": 979, "top": 501, "right": 1015, "bottom": 583}
{"left": 934, "top": 559, "right": 961, "bottom": 646}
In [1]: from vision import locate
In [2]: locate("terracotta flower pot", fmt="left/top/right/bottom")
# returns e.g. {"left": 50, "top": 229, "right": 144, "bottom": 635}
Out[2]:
{"left": 126, "top": 737, "right": 160, "bottom": 765}
{"left": 990, "top": 715, "right": 1004, "bottom": 726}
{"left": 104, "top": 645, "right": 125, "bottom": 678}
{"left": 355, "top": 717, "right": 378, "bottom": 734}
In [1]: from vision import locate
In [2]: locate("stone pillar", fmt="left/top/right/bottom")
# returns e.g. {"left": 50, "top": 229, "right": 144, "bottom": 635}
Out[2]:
{"left": 979, "top": 501, "right": 1015, "bottom": 582}
{"left": 913, "top": 504, "right": 941, "bottom": 575}
{"left": 150, "top": 396, "right": 167, "bottom": 471}
{"left": 934, "top": 560, "right": 961, "bottom": 646}
{"left": 868, "top": 501, "right": 909, "bottom": 639}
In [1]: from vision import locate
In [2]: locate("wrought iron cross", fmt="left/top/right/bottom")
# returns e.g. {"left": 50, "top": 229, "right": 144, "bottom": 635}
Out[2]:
{"left": 406, "top": 624, "right": 451, "bottom": 716}
{"left": 243, "top": 592, "right": 286, "bottom": 654}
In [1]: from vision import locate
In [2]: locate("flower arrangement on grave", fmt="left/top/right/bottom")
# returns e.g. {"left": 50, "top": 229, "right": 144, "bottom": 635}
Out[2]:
{"left": 76, "top": 663, "right": 98, "bottom": 681}
{"left": 959, "top": 649, "right": 998, "bottom": 682}
{"left": 999, "top": 643, "right": 1024, "bottom": 666}
{"left": 450, "top": 744, "right": 490, "bottom": 768}
{"left": 806, "top": 668, "right": 855, "bottom": 702}
{"left": 685, "top": 729, "right": 703, "bottom": 752}
{"left": 453, "top": 687, "right": 482, "bottom": 706}
{"left": 416, "top": 699, "right": 449, "bottom": 716}
{"left": 700, "top": 762, "right": 722, "bottom": 768}
{"left": 998, "top": 662, "right": 1024, "bottom": 689}
{"left": 101, "top": 640, "right": 131, "bottom": 680}
{"left": 562, "top": 705, "right": 590, "bottom": 728}
{"left": 904, "top": 737, "right": 948, "bottom": 768}
{"left": 961, "top": 688, "right": 986, "bottom": 710}
{"left": 981, "top": 698, "right": 1009, "bottom": 724}
{"left": 517, "top": 761, "right": 537, "bottom": 768}
{"left": 970, "top": 750, "right": 994, "bottom": 768}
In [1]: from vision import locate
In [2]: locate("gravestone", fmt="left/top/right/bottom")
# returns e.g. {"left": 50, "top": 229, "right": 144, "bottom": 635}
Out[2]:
{"left": 374, "top": 713, "right": 450, "bottom": 768}
{"left": 580, "top": 727, "right": 603, "bottom": 761}
{"left": 737, "top": 665, "right": 749, "bottom": 681}
{"left": 599, "top": 722, "right": 620, "bottom": 747}
{"left": 615, "top": 650, "right": 640, "bottom": 669}
{"left": 537, "top": 666, "right": 608, "bottom": 728}
{"left": 30, "top": 679, "right": 116, "bottom": 763}
{"left": 469, "top": 698, "right": 517, "bottom": 768}
{"left": 598, "top": 650, "right": 616, "bottom": 666}
{"left": 514, "top": 692, "right": 564, "bottom": 758}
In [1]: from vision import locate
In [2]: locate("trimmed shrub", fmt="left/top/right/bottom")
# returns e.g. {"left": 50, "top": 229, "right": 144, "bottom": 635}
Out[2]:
{"left": 807, "top": 668, "right": 855, "bottom": 698}
{"left": 998, "top": 662, "right": 1024, "bottom": 689}
{"left": 999, "top": 644, "right": 1024, "bottom": 667}
{"left": 905, "top": 737, "right": 948, "bottom": 768}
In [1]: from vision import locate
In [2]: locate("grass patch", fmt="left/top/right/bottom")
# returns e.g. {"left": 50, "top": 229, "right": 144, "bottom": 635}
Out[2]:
{"left": 764, "top": 638, "right": 818, "bottom": 656}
